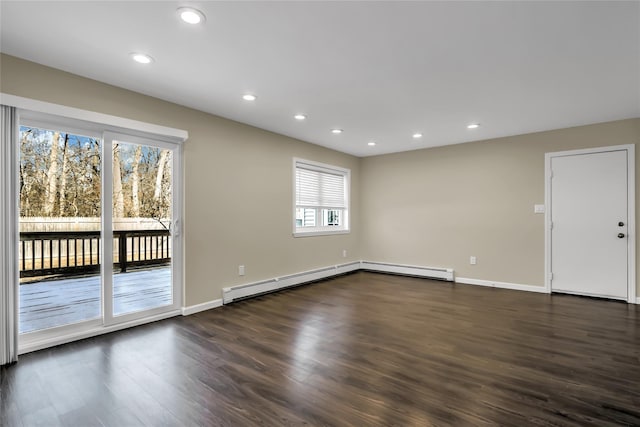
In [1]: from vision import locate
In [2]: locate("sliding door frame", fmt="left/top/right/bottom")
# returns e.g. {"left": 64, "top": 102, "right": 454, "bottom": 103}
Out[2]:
{"left": 1, "top": 93, "right": 187, "bottom": 354}
{"left": 102, "top": 131, "right": 183, "bottom": 326}
{"left": 17, "top": 117, "right": 106, "bottom": 341}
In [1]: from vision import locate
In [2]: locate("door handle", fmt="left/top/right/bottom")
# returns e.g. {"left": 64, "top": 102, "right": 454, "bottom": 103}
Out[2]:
{"left": 618, "top": 233, "right": 625, "bottom": 238}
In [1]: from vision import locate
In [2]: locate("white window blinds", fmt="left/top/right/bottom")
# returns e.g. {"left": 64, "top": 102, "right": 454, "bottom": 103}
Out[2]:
{"left": 296, "top": 163, "right": 346, "bottom": 209}
{"left": 293, "top": 159, "right": 350, "bottom": 236}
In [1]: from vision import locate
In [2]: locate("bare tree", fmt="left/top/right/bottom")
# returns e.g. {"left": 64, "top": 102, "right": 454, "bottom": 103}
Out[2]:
{"left": 58, "top": 134, "right": 69, "bottom": 216}
{"left": 131, "top": 145, "right": 142, "bottom": 217}
{"left": 19, "top": 129, "right": 173, "bottom": 223}
{"left": 154, "top": 149, "right": 169, "bottom": 202}
{"left": 19, "top": 130, "right": 31, "bottom": 214}
{"left": 43, "top": 131, "right": 60, "bottom": 216}
{"left": 163, "top": 157, "right": 172, "bottom": 217}
{"left": 113, "top": 143, "right": 125, "bottom": 218}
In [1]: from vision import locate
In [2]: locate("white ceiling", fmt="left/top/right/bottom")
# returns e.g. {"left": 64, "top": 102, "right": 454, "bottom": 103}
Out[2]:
{"left": 1, "top": 1, "right": 639, "bottom": 157}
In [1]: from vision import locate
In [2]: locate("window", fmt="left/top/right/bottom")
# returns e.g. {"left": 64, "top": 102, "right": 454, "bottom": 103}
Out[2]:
{"left": 294, "top": 158, "right": 349, "bottom": 236}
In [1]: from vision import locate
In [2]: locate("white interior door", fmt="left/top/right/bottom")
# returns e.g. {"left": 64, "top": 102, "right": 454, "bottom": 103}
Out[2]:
{"left": 550, "top": 149, "right": 630, "bottom": 300}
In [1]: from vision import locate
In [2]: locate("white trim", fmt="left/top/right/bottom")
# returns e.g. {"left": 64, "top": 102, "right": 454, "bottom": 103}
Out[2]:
{"left": 455, "top": 277, "right": 548, "bottom": 294}
{"left": 185, "top": 264, "right": 640, "bottom": 313}
{"left": 544, "top": 144, "right": 635, "bottom": 158}
{"left": 0, "top": 106, "right": 20, "bottom": 365}
{"left": 628, "top": 146, "right": 636, "bottom": 304}
{"left": 181, "top": 299, "right": 223, "bottom": 316}
{"left": 223, "top": 262, "right": 361, "bottom": 304}
{"left": 20, "top": 116, "right": 102, "bottom": 140}
{"left": 544, "top": 153, "right": 552, "bottom": 294}
{"left": 102, "top": 131, "right": 184, "bottom": 325}
{"left": 173, "top": 143, "right": 185, "bottom": 314}
{"left": 545, "top": 144, "right": 636, "bottom": 303}
{"left": 19, "top": 309, "right": 181, "bottom": 355}
{"left": 0, "top": 93, "right": 188, "bottom": 143}
{"left": 102, "top": 135, "right": 114, "bottom": 325}
{"left": 361, "top": 261, "right": 454, "bottom": 281}
{"left": 294, "top": 158, "right": 351, "bottom": 176}
{"left": 293, "top": 229, "right": 350, "bottom": 238}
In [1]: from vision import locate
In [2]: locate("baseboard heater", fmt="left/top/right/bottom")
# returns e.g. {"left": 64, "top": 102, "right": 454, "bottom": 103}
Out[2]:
{"left": 222, "top": 261, "right": 453, "bottom": 304}
{"left": 222, "top": 262, "right": 361, "bottom": 304}
{"left": 360, "top": 261, "right": 454, "bottom": 281}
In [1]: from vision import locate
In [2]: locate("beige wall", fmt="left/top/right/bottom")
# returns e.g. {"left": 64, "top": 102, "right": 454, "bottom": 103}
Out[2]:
{"left": 0, "top": 54, "right": 361, "bottom": 306}
{"left": 361, "top": 119, "right": 640, "bottom": 293}
{"left": 3, "top": 53, "right": 639, "bottom": 302}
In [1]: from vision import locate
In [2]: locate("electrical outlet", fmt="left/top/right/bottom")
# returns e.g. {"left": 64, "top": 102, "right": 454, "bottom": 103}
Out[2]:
{"left": 470, "top": 256, "right": 477, "bottom": 265}
{"left": 342, "top": 249, "right": 347, "bottom": 258}
{"left": 238, "top": 265, "right": 245, "bottom": 276}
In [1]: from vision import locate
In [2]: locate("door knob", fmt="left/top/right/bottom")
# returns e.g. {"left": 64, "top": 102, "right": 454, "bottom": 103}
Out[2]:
{"left": 618, "top": 233, "right": 626, "bottom": 238}
{"left": 619, "top": 222, "right": 625, "bottom": 227}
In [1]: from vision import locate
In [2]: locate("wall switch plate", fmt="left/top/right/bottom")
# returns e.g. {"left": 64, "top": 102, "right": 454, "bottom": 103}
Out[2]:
{"left": 342, "top": 249, "right": 347, "bottom": 258}
{"left": 238, "top": 265, "right": 245, "bottom": 276}
{"left": 470, "top": 256, "right": 477, "bottom": 265}
{"left": 534, "top": 204, "right": 545, "bottom": 213}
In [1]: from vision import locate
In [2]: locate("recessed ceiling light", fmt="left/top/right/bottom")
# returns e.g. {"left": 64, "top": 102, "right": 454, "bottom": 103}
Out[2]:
{"left": 294, "top": 114, "right": 307, "bottom": 120}
{"left": 131, "top": 53, "right": 153, "bottom": 64}
{"left": 412, "top": 133, "right": 423, "bottom": 139}
{"left": 368, "top": 141, "right": 376, "bottom": 146}
{"left": 242, "top": 94, "right": 257, "bottom": 101}
{"left": 331, "top": 129, "right": 343, "bottom": 134}
{"left": 467, "top": 123, "right": 480, "bottom": 129}
{"left": 177, "top": 7, "right": 206, "bottom": 24}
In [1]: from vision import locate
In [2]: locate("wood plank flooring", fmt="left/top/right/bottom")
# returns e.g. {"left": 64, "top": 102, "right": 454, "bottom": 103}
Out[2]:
{"left": 2, "top": 271, "right": 639, "bottom": 426}
{"left": 19, "top": 268, "right": 172, "bottom": 333}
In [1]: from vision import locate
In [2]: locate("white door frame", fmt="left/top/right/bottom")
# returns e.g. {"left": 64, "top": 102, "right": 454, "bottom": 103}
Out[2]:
{"left": 2, "top": 93, "right": 188, "bottom": 353}
{"left": 102, "top": 131, "right": 183, "bottom": 326}
{"left": 545, "top": 144, "right": 636, "bottom": 303}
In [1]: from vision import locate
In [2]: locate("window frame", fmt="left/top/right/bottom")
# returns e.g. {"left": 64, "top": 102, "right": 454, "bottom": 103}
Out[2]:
{"left": 293, "top": 158, "right": 350, "bottom": 237}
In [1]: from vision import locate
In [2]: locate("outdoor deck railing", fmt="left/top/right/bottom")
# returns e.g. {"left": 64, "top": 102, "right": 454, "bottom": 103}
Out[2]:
{"left": 19, "top": 229, "right": 171, "bottom": 279}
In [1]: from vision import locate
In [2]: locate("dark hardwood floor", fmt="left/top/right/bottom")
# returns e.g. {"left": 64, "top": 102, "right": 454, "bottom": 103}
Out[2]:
{"left": 2, "top": 271, "right": 639, "bottom": 426}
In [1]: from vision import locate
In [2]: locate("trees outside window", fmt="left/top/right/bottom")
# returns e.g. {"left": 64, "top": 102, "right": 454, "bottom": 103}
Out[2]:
{"left": 20, "top": 126, "right": 172, "bottom": 226}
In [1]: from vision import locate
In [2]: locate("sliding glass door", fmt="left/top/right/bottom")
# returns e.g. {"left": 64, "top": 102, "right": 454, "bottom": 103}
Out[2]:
{"left": 18, "top": 122, "right": 181, "bottom": 342}
{"left": 105, "top": 135, "right": 177, "bottom": 323}
{"left": 18, "top": 125, "right": 103, "bottom": 333}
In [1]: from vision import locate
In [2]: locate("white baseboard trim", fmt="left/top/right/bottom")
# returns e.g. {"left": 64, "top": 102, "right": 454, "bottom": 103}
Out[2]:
{"left": 19, "top": 309, "right": 182, "bottom": 355}
{"left": 182, "top": 299, "right": 223, "bottom": 316}
{"left": 361, "top": 261, "right": 454, "bottom": 281}
{"left": 222, "top": 261, "right": 361, "bottom": 304}
{"left": 455, "top": 277, "right": 548, "bottom": 294}
{"left": 636, "top": 297, "right": 640, "bottom": 305}
{"left": 222, "top": 261, "right": 456, "bottom": 304}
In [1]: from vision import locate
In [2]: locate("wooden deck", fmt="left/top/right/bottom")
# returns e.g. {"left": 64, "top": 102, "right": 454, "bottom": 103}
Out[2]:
{"left": 19, "top": 267, "right": 172, "bottom": 334}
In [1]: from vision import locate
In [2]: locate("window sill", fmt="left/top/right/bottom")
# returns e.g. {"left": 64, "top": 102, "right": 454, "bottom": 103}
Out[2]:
{"left": 293, "top": 229, "right": 350, "bottom": 238}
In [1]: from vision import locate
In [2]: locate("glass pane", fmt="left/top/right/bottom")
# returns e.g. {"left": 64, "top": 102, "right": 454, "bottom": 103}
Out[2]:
{"left": 19, "top": 126, "right": 102, "bottom": 333}
{"left": 112, "top": 142, "right": 173, "bottom": 316}
{"left": 296, "top": 208, "right": 316, "bottom": 228}
{"left": 322, "top": 209, "right": 341, "bottom": 227}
